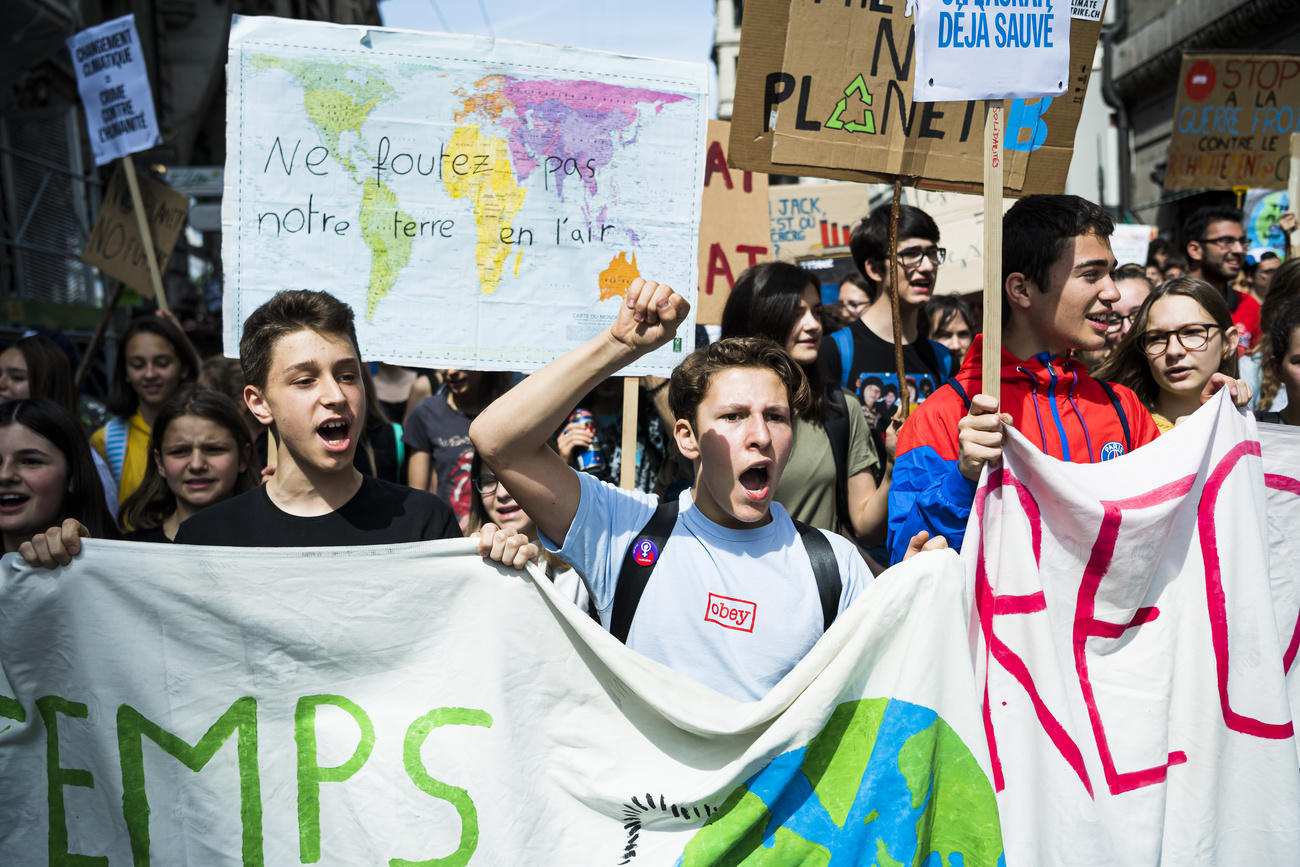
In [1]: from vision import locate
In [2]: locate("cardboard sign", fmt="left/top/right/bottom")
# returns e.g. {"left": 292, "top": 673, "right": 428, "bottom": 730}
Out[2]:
{"left": 1165, "top": 53, "right": 1300, "bottom": 191}
{"left": 66, "top": 14, "right": 161, "bottom": 166}
{"left": 728, "top": 0, "right": 1102, "bottom": 195}
{"left": 767, "top": 180, "right": 869, "bottom": 261}
{"left": 696, "top": 120, "right": 771, "bottom": 324}
{"left": 769, "top": 183, "right": 1003, "bottom": 296}
{"left": 82, "top": 162, "right": 188, "bottom": 294}
{"left": 912, "top": 0, "right": 1071, "bottom": 102}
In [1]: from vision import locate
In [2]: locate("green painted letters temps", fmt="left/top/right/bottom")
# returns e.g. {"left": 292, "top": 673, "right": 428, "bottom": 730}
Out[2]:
{"left": 390, "top": 707, "right": 493, "bottom": 867}
{"left": 116, "top": 697, "right": 263, "bottom": 867}
{"left": 38, "top": 695, "right": 109, "bottom": 867}
{"left": 295, "top": 694, "right": 376, "bottom": 863}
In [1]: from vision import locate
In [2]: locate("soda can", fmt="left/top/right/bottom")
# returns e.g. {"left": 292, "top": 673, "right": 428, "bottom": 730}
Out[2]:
{"left": 569, "top": 409, "right": 604, "bottom": 473}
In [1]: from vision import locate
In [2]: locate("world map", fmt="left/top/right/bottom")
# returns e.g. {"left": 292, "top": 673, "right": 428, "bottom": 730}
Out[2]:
{"left": 677, "top": 698, "right": 1005, "bottom": 866}
{"left": 224, "top": 17, "right": 706, "bottom": 374}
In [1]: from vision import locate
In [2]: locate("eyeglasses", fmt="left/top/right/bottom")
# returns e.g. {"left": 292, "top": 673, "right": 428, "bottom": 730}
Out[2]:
{"left": 896, "top": 246, "right": 946, "bottom": 268}
{"left": 473, "top": 473, "right": 498, "bottom": 495}
{"left": 1199, "top": 235, "right": 1248, "bottom": 250}
{"left": 1139, "top": 323, "right": 1222, "bottom": 358}
{"left": 1100, "top": 311, "right": 1138, "bottom": 331}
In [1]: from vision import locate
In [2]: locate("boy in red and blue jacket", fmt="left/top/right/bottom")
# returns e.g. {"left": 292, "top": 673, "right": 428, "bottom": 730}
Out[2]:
{"left": 889, "top": 195, "right": 1185, "bottom": 563}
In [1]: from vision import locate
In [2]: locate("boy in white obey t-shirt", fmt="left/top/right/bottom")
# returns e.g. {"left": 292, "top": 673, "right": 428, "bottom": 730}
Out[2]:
{"left": 471, "top": 279, "right": 943, "bottom": 701}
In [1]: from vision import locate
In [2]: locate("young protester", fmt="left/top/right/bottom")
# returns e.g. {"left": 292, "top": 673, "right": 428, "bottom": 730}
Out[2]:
{"left": 1074, "top": 264, "right": 1153, "bottom": 370}
{"left": 464, "top": 449, "right": 588, "bottom": 611}
{"left": 720, "top": 261, "right": 889, "bottom": 545}
{"left": 91, "top": 317, "right": 201, "bottom": 504}
{"left": 0, "top": 335, "right": 77, "bottom": 410}
{"left": 20, "top": 291, "right": 534, "bottom": 568}
{"left": 1, "top": 399, "right": 118, "bottom": 554}
{"left": 819, "top": 205, "right": 952, "bottom": 438}
{"left": 1160, "top": 256, "right": 1187, "bottom": 284}
{"left": 1254, "top": 295, "right": 1300, "bottom": 426}
{"left": 889, "top": 195, "right": 1251, "bottom": 564}
{"left": 118, "top": 386, "right": 258, "bottom": 542}
{"left": 835, "top": 272, "right": 872, "bottom": 327}
{"left": 924, "top": 295, "right": 977, "bottom": 376}
{"left": 554, "top": 374, "right": 672, "bottom": 495}
{"left": 1094, "top": 279, "right": 1241, "bottom": 432}
{"left": 0, "top": 334, "right": 120, "bottom": 512}
{"left": 470, "top": 278, "right": 944, "bottom": 702}
{"left": 404, "top": 368, "right": 512, "bottom": 524}
{"left": 1245, "top": 249, "right": 1281, "bottom": 305}
{"left": 1243, "top": 258, "right": 1300, "bottom": 414}
{"left": 1182, "top": 205, "right": 1259, "bottom": 353}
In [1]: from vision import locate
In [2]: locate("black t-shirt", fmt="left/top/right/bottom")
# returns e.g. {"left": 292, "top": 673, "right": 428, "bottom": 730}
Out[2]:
{"left": 123, "top": 525, "right": 171, "bottom": 543}
{"left": 174, "top": 475, "right": 460, "bottom": 547}
{"left": 819, "top": 320, "right": 949, "bottom": 436}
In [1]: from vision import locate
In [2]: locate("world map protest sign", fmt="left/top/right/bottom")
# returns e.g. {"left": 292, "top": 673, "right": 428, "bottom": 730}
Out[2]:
{"left": 222, "top": 16, "right": 708, "bottom": 375}
{"left": 728, "top": 0, "right": 1102, "bottom": 195}
{"left": 0, "top": 542, "right": 1002, "bottom": 864}
{"left": 1164, "top": 53, "right": 1300, "bottom": 191}
{"left": 966, "top": 395, "right": 1300, "bottom": 864}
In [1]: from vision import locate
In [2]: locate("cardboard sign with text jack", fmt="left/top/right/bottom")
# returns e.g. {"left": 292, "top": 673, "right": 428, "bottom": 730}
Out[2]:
{"left": 728, "top": 0, "right": 1103, "bottom": 196}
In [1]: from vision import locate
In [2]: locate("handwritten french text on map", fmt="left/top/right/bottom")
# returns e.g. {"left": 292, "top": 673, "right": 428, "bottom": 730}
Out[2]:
{"left": 223, "top": 16, "right": 707, "bottom": 373}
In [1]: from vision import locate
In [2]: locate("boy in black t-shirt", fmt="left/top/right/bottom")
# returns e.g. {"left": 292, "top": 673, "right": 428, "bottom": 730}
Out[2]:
{"left": 23, "top": 291, "right": 534, "bottom": 564}
{"left": 175, "top": 290, "right": 460, "bottom": 546}
{"left": 819, "top": 204, "right": 953, "bottom": 437}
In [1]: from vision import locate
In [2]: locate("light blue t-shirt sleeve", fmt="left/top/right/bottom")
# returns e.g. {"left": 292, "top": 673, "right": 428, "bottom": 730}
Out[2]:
{"left": 538, "top": 470, "right": 659, "bottom": 611}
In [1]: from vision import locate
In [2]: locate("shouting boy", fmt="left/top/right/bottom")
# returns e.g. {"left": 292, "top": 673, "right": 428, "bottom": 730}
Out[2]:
{"left": 24, "top": 291, "right": 533, "bottom": 564}
{"left": 471, "top": 279, "right": 942, "bottom": 701}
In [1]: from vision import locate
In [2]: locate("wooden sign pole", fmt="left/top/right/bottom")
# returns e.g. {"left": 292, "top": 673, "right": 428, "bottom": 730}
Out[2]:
{"left": 1290, "top": 134, "right": 1300, "bottom": 259}
{"left": 885, "top": 178, "right": 910, "bottom": 420}
{"left": 981, "top": 100, "right": 1004, "bottom": 401}
{"left": 74, "top": 278, "right": 124, "bottom": 389}
{"left": 121, "top": 154, "right": 171, "bottom": 316}
{"left": 619, "top": 377, "right": 639, "bottom": 489}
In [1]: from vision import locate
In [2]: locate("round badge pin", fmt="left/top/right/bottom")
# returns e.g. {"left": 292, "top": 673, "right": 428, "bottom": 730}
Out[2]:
{"left": 632, "top": 539, "right": 658, "bottom": 566}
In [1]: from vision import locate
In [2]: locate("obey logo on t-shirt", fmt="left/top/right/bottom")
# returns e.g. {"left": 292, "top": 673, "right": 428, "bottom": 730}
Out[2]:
{"left": 704, "top": 593, "right": 756, "bottom": 633}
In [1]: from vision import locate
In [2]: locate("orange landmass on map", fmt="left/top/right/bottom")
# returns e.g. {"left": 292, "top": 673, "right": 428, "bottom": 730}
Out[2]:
{"left": 454, "top": 75, "right": 510, "bottom": 122}
{"left": 599, "top": 252, "right": 640, "bottom": 300}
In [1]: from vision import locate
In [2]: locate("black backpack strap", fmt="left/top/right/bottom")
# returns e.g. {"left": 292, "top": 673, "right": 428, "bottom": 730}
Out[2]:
{"left": 948, "top": 377, "right": 972, "bottom": 411}
{"left": 793, "top": 519, "right": 841, "bottom": 632}
{"left": 1096, "top": 380, "right": 1132, "bottom": 452}
{"left": 823, "top": 388, "right": 853, "bottom": 535}
{"left": 610, "top": 498, "right": 679, "bottom": 643}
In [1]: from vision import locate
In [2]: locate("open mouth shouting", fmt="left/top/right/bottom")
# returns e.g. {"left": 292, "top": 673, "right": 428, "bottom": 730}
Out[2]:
{"left": 738, "top": 462, "right": 772, "bottom": 502}
{"left": 317, "top": 418, "right": 352, "bottom": 452}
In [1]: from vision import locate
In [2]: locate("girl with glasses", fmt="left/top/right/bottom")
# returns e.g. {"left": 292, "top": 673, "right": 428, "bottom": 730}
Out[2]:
{"left": 1095, "top": 278, "right": 1244, "bottom": 432}
{"left": 465, "top": 449, "right": 590, "bottom": 612}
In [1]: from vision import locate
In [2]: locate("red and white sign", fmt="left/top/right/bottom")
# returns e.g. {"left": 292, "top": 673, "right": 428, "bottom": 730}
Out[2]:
{"left": 965, "top": 394, "right": 1300, "bottom": 865}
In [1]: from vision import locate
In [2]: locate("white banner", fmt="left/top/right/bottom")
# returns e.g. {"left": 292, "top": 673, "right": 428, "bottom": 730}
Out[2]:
{"left": 0, "top": 541, "right": 1002, "bottom": 864}
{"left": 1260, "top": 422, "right": 1300, "bottom": 757}
{"left": 966, "top": 394, "right": 1300, "bottom": 865}
{"left": 66, "top": 14, "right": 161, "bottom": 165}
{"left": 222, "top": 16, "right": 708, "bottom": 374}
{"left": 913, "top": 0, "right": 1071, "bottom": 102}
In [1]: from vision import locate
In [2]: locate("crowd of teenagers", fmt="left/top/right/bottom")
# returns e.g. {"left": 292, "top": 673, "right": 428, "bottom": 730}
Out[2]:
{"left": 4, "top": 193, "right": 1299, "bottom": 700}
